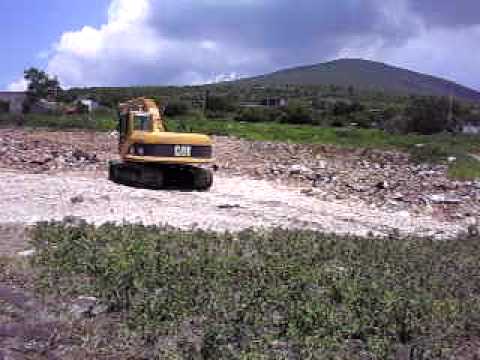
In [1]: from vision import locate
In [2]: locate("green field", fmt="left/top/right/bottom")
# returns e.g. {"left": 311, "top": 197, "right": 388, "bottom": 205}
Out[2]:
{"left": 168, "top": 116, "right": 480, "bottom": 180}
{"left": 29, "top": 221, "right": 480, "bottom": 358}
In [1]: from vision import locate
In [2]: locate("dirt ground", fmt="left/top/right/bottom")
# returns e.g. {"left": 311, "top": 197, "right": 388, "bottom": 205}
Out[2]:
{"left": 0, "top": 128, "right": 479, "bottom": 359}
{"left": 0, "top": 128, "right": 477, "bottom": 256}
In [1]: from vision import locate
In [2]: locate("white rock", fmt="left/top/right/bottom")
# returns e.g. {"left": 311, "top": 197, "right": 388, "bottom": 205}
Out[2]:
{"left": 17, "top": 249, "right": 35, "bottom": 257}
{"left": 426, "top": 194, "right": 463, "bottom": 204}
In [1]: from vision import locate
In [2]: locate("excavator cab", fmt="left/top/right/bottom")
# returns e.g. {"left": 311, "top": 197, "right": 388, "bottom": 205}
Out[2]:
{"left": 109, "top": 98, "right": 214, "bottom": 190}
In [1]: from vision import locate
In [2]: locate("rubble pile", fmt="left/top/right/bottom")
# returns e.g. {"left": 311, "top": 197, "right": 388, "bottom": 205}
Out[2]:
{"left": 216, "top": 136, "right": 480, "bottom": 220}
{"left": 0, "top": 129, "right": 114, "bottom": 172}
{"left": 0, "top": 129, "right": 478, "bottom": 221}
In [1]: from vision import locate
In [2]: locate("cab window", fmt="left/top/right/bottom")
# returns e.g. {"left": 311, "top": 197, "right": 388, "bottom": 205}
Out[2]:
{"left": 133, "top": 114, "right": 152, "bottom": 131}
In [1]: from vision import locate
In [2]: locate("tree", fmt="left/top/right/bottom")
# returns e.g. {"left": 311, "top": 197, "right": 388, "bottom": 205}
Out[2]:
{"left": 278, "top": 100, "right": 313, "bottom": 124}
{"left": 164, "top": 100, "right": 191, "bottom": 117}
{"left": 404, "top": 96, "right": 466, "bottom": 135}
{"left": 24, "top": 67, "right": 62, "bottom": 104}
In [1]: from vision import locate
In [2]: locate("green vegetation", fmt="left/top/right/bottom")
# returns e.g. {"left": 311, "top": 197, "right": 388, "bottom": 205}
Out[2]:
{"left": 0, "top": 109, "right": 116, "bottom": 131}
{"left": 448, "top": 155, "right": 480, "bottom": 180}
{"left": 169, "top": 115, "right": 478, "bottom": 151}
{"left": 23, "top": 67, "right": 62, "bottom": 108}
{"left": 31, "top": 221, "right": 480, "bottom": 358}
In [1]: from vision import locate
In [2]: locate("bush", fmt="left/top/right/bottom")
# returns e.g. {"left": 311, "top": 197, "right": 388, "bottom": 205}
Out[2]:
{"left": 30, "top": 222, "right": 480, "bottom": 359}
{"left": 332, "top": 101, "right": 364, "bottom": 116}
{"left": 234, "top": 107, "right": 281, "bottom": 123}
{"left": 0, "top": 100, "right": 10, "bottom": 113}
{"left": 278, "top": 101, "right": 314, "bottom": 124}
{"left": 206, "top": 95, "right": 236, "bottom": 113}
{"left": 404, "top": 96, "right": 465, "bottom": 135}
{"left": 409, "top": 143, "right": 450, "bottom": 163}
{"left": 164, "top": 100, "right": 191, "bottom": 117}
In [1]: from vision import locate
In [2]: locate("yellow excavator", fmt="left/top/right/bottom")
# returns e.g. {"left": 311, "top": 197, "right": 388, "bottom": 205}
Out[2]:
{"left": 108, "top": 98, "right": 214, "bottom": 190}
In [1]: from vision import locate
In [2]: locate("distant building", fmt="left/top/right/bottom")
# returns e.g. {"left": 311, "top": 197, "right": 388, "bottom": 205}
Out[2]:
{"left": 30, "top": 99, "right": 61, "bottom": 114}
{"left": 79, "top": 99, "right": 99, "bottom": 112}
{"left": 463, "top": 122, "right": 480, "bottom": 135}
{"left": 0, "top": 92, "right": 27, "bottom": 114}
{"left": 261, "top": 98, "right": 288, "bottom": 107}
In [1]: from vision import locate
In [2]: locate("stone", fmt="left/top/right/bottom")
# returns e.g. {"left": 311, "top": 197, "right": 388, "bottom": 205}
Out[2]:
{"left": 17, "top": 249, "right": 35, "bottom": 257}
{"left": 375, "top": 180, "right": 389, "bottom": 190}
{"left": 70, "top": 195, "right": 85, "bottom": 204}
{"left": 425, "top": 194, "right": 463, "bottom": 204}
{"left": 217, "top": 204, "right": 241, "bottom": 209}
{"left": 468, "top": 224, "right": 479, "bottom": 238}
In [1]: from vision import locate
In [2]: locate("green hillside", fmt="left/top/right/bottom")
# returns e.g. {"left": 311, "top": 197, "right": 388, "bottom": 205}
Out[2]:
{"left": 238, "top": 59, "right": 480, "bottom": 102}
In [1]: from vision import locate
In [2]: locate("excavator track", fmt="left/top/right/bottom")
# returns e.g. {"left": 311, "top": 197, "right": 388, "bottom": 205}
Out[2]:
{"left": 108, "top": 160, "right": 213, "bottom": 191}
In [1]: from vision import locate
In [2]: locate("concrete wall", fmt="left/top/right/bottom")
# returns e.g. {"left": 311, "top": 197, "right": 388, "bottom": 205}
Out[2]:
{"left": 0, "top": 92, "right": 27, "bottom": 114}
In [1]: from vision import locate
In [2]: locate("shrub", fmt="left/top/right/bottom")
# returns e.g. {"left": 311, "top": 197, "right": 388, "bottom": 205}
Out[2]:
{"left": 30, "top": 222, "right": 480, "bottom": 359}
{"left": 404, "top": 96, "right": 466, "bottom": 135}
{"left": 278, "top": 101, "right": 314, "bottom": 124}
{"left": 0, "top": 100, "right": 10, "bottom": 113}
{"left": 206, "top": 95, "right": 236, "bottom": 113}
{"left": 409, "top": 143, "right": 450, "bottom": 163}
{"left": 164, "top": 100, "right": 191, "bottom": 117}
{"left": 234, "top": 107, "right": 280, "bottom": 123}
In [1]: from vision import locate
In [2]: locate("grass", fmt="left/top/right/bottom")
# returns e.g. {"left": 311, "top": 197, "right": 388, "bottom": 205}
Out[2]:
{"left": 30, "top": 221, "right": 480, "bottom": 359}
{"left": 0, "top": 110, "right": 117, "bottom": 131}
{"left": 168, "top": 116, "right": 480, "bottom": 180}
{"left": 168, "top": 115, "right": 479, "bottom": 153}
{"left": 448, "top": 155, "right": 480, "bottom": 181}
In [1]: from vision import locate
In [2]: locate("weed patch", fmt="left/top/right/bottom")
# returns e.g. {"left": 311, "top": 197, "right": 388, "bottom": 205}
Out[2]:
{"left": 30, "top": 221, "right": 480, "bottom": 358}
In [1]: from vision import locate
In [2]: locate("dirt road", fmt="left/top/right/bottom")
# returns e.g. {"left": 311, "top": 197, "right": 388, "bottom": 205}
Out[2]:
{"left": 0, "top": 169, "right": 462, "bottom": 256}
{"left": 0, "top": 128, "right": 477, "bottom": 255}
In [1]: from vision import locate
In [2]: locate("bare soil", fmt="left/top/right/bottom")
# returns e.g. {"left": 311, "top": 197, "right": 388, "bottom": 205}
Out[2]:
{"left": 0, "top": 128, "right": 476, "bottom": 257}
{"left": 0, "top": 128, "right": 478, "bottom": 359}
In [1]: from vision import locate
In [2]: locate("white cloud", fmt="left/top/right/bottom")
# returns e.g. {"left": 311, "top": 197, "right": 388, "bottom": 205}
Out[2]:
{"left": 45, "top": 0, "right": 269, "bottom": 88}
{"left": 7, "top": 78, "right": 28, "bottom": 91}
{"left": 39, "top": 0, "right": 480, "bottom": 89}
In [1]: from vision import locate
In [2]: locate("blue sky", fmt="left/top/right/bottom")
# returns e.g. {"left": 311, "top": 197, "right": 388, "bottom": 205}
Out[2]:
{"left": 0, "top": 0, "right": 109, "bottom": 89}
{"left": 2, "top": 0, "right": 480, "bottom": 91}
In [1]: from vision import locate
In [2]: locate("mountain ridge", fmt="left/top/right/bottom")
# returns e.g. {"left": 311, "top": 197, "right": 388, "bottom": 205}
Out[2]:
{"left": 234, "top": 58, "right": 480, "bottom": 102}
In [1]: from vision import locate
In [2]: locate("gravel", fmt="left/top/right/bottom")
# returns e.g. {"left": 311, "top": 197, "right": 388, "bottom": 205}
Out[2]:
{"left": 0, "top": 128, "right": 476, "bottom": 244}
{"left": 0, "top": 170, "right": 462, "bottom": 239}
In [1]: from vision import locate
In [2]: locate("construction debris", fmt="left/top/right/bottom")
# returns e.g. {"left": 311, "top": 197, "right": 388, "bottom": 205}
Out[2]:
{"left": 0, "top": 129, "right": 478, "bottom": 222}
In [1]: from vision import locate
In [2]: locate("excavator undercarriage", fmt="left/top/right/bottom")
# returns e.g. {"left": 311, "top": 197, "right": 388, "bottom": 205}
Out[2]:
{"left": 109, "top": 161, "right": 213, "bottom": 190}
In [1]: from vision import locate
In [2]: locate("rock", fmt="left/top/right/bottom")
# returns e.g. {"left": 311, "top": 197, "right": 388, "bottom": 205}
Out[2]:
{"left": 375, "top": 180, "right": 389, "bottom": 190}
{"left": 17, "top": 249, "right": 35, "bottom": 257}
{"left": 391, "top": 193, "right": 404, "bottom": 201}
{"left": 448, "top": 156, "right": 457, "bottom": 163}
{"left": 91, "top": 303, "right": 109, "bottom": 316}
{"left": 71, "top": 296, "right": 108, "bottom": 319}
{"left": 468, "top": 224, "right": 479, "bottom": 238}
{"left": 70, "top": 296, "right": 98, "bottom": 318}
{"left": 425, "top": 194, "right": 463, "bottom": 204}
{"left": 317, "top": 160, "right": 327, "bottom": 169}
{"left": 217, "top": 204, "right": 241, "bottom": 209}
{"left": 289, "top": 164, "right": 311, "bottom": 176}
{"left": 70, "top": 195, "right": 85, "bottom": 204}
{"left": 63, "top": 216, "right": 87, "bottom": 227}
{"left": 301, "top": 188, "right": 322, "bottom": 197}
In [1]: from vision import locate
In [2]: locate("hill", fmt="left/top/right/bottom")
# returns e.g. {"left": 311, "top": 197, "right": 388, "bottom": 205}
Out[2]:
{"left": 237, "top": 59, "right": 480, "bottom": 102}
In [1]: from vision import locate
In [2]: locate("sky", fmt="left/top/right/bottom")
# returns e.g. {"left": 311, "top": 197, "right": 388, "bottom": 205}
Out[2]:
{"left": 2, "top": 0, "right": 480, "bottom": 91}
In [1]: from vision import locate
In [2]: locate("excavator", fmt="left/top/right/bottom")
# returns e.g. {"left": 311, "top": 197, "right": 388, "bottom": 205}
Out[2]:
{"left": 108, "top": 98, "right": 214, "bottom": 190}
